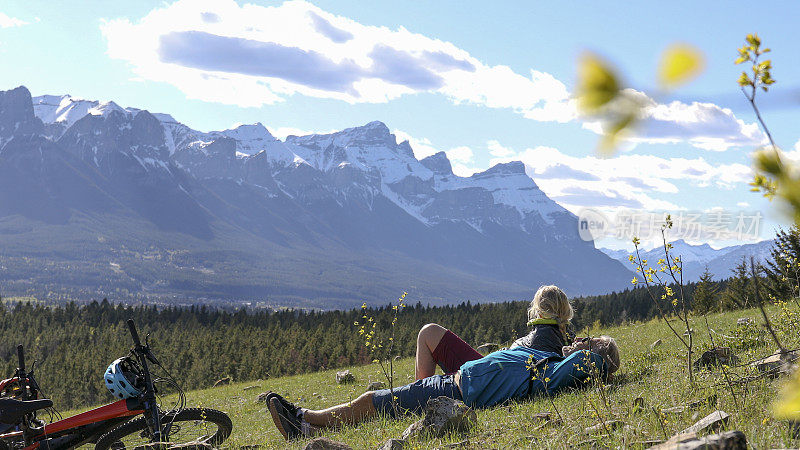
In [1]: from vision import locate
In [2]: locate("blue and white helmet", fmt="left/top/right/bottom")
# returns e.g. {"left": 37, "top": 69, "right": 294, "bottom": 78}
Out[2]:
{"left": 104, "top": 357, "right": 142, "bottom": 399}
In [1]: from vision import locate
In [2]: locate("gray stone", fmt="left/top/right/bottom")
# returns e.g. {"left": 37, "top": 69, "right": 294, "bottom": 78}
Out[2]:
{"left": 531, "top": 412, "right": 551, "bottom": 421}
{"left": 303, "top": 437, "right": 353, "bottom": 450}
{"left": 752, "top": 350, "right": 798, "bottom": 377}
{"left": 650, "top": 430, "right": 746, "bottom": 450}
{"left": 584, "top": 420, "right": 624, "bottom": 434}
{"left": 693, "top": 348, "right": 739, "bottom": 370}
{"left": 212, "top": 376, "right": 231, "bottom": 387}
{"left": 401, "top": 397, "right": 477, "bottom": 441}
{"left": 335, "top": 370, "right": 355, "bottom": 384}
{"left": 679, "top": 410, "right": 729, "bottom": 435}
{"left": 367, "top": 381, "right": 386, "bottom": 390}
{"left": 662, "top": 406, "right": 687, "bottom": 414}
{"left": 378, "top": 439, "right": 404, "bottom": 450}
{"left": 168, "top": 443, "right": 213, "bottom": 450}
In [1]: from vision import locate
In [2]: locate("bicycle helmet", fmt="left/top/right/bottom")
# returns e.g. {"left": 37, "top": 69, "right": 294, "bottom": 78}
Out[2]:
{"left": 104, "top": 357, "right": 142, "bottom": 399}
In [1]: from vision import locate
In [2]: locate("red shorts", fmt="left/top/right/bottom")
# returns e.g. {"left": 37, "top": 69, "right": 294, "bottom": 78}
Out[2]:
{"left": 431, "top": 330, "right": 483, "bottom": 374}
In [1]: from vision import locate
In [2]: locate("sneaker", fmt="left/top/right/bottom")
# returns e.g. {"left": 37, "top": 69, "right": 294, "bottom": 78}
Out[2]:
{"left": 269, "top": 393, "right": 301, "bottom": 417}
{"left": 268, "top": 397, "right": 302, "bottom": 441}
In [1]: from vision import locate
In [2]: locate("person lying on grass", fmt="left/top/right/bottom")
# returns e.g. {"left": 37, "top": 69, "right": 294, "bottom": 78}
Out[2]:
{"left": 267, "top": 335, "right": 621, "bottom": 441}
{"left": 415, "top": 285, "right": 575, "bottom": 380}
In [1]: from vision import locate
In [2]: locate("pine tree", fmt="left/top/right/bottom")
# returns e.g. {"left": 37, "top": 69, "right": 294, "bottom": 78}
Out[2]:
{"left": 693, "top": 266, "right": 720, "bottom": 313}
{"left": 763, "top": 226, "right": 800, "bottom": 302}
{"left": 721, "top": 258, "right": 752, "bottom": 310}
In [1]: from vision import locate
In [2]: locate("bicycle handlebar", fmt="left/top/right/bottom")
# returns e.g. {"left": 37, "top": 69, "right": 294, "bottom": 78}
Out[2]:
{"left": 17, "top": 345, "right": 25, "bottom": 374}
{"left": 127, "top": 319, "right": 142, "bottom": 347}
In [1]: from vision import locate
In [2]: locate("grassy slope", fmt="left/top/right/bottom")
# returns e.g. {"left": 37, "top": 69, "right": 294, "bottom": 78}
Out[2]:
{"left": 68, "top": 305, "right": 800, "bottom": 449}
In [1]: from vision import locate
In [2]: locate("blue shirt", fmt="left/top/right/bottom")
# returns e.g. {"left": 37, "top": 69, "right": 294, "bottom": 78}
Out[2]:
{"left": 458, "top": 347, "right": 606, "bottom": 408}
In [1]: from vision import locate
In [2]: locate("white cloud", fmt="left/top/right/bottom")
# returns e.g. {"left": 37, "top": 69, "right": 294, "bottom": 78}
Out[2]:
{"left": 486, "top": 141, "right": 753, "bottom": 214}
{"left": 392, "top": 129, "right": 440, "bottom": 159}
{"left": 101, "top": 0, "right": 572, "bottom": 118}
{"left": 0, "top": 12, "right": 28, "bottom": 28}
{"left": 101, "top": 0, "right": 764, "bottom": 151}
{"left": 487, "top": 140, "right": 515, "bottom": 157}
{"left": 737, "top": 201, "right": 750, "bottom": 207}
{"left": 582, "top": 90, "right": 766, "bottom": 151}
{"left": 445, "top": 146, "right": 473, "bottom": 163}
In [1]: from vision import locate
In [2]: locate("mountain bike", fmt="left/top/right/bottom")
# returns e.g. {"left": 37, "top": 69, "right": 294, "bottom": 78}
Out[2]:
{"left": 0, "top": 319, "right": 232, "bottom": 449}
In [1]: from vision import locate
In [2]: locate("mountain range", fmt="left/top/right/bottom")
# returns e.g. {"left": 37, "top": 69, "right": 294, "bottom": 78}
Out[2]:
{"left": 600, "top": 239, "right": 774, "bottom": 283}
{"left": 0, "top": 85, "right": 632, "bottom": 308}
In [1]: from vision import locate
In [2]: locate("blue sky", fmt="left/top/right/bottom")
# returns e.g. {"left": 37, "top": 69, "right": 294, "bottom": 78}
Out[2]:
{"left": 1, "top": 0, "right": 798, "bottom": 250}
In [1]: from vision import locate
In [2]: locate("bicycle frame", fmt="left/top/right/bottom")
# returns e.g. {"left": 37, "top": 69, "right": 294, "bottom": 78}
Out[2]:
{"left": 0, "top": 398, "right": 144, "bottom": 449}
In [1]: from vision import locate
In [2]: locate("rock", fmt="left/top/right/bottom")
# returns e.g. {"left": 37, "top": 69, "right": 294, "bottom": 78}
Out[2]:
{"left": 437, "top": 440, "right": 470, "bottom": 449}
{"left": 367, "top": 381, "right": 386, "bottom": 390}
{"left": 168, "top": 443, "right": 213, "bottom": 450}
{"left": 212, "top": 376, "right": 231, "bottom": 387}
{"left": 736, "top": 318, "right": 752, "bottom": 326}
{"left": 752, "top": 350, "right": 799, "bottom": 377}
{"left": 679, "top": 410, "right": 729, "bottom": 435}
{"left": 133, "top": 443, "right": 214, "bottom": 450}
{"left": 401, "top": 396, "right": 477, "bottom": 441}
{"left": 584, "top": 420, "right": 624, "bottom": 434}
{"left": 336, "top": 370, "right": 355, "bottom": 384}
{"left": 378, "top": 439, "right": 404, "bottom": 450}
{"left": 400, "top": 420, "right": 426, "bottom": 441}
{"left": 531, "top": 412, "right": 551, "bottom": 421}
{"left": 255, "top": 392, "right": 271, "bottom": 403}
{"left": 650, "top": 430, "right": 746, "bottom": 450}
{"left": 476, "top": 343, "right": 500, "bottom": 354}
{"left": 693, "top": 348, "right": 739, "bottom": 370}
{"left": 242, "top": 385, "right": 261, "bottom": 391}
{"left": 650, "top": 339, "right": 663, "bottom": 349}
{"left": 302, "top": 437, "right": 353, "bottom": 450}
{"left": 687, "top": 395, "right": 717, "bottom": 409}
{"left": 662, "top": 406, "right": 687, "bottom": 414}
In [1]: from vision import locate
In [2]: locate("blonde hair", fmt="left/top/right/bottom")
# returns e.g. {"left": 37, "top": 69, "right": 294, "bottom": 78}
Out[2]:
{"left": 527, "top": 285, "right": 573, "bottom": 342}
{"left": 593, "top": 336, "right": 621, "bottom": 374}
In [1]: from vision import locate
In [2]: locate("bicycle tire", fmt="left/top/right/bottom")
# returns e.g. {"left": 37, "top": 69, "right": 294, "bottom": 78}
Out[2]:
{"left": 94, "top": 408, "right": 232, "bottom": 450}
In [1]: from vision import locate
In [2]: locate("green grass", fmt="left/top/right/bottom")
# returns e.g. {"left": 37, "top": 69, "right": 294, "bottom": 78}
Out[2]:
{"left": 66, "top": 304, "right": 800, "bottom": 449}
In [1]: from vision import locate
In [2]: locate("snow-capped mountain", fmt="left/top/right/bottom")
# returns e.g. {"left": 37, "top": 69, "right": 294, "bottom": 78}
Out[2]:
{"left": 0, "top": 86, "right": 632, "bottom": 307}
{"left": 601, "top": 239, "right": 774, "bottom": 282}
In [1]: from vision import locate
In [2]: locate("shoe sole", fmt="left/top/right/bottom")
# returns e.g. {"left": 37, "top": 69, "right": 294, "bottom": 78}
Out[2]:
{"left": 268, "top": 397, "right": 290, "bottom": 441}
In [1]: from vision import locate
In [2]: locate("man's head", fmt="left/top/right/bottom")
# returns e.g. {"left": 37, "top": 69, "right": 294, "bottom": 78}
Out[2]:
{"left": 562, "top": 336, "right": 621, "bottom": 374}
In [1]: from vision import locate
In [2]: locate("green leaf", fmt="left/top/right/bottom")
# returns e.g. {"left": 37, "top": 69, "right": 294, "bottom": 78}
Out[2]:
{"left": 598, "top": 111, "right": 637, "bottom": 155}
{"left": 576, "top": 53, "right": 620, "bottom": 113}
{"left": 659, "top": 44, "right": 704, "bottom": 88}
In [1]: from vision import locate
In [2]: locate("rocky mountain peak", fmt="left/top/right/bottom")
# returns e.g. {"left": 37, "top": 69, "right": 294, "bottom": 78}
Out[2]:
{"left": 478, "top": 160, "right": 527, "bottom": 176}
{"left": 420, "top": 151, "right": 453, "bottom": 175}
{"left": 0, "top": 86, "right": 44, "bottom": 143}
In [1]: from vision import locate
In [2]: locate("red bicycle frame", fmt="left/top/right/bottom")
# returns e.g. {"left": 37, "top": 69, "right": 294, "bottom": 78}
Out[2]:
{"left": 0, "top": 397, "right": 144, "bottom": 449}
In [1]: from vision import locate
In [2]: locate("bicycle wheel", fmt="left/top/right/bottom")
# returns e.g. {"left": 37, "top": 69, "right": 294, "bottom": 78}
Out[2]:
{"left": 94, "top": 408, "right": 232, "bottom": 450}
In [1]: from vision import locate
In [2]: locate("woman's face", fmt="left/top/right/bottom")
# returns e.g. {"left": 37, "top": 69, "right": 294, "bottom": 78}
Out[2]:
{"left": 562, "top": 337, "right": 601, "bottom": 356}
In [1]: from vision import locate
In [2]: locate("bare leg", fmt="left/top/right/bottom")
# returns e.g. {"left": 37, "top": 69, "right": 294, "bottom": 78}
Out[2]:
{"left": 303, "top": 392, "right": 377, "bottom": 428}
{"left": 415, "top": 323, "right": 448, "bottom": 380}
